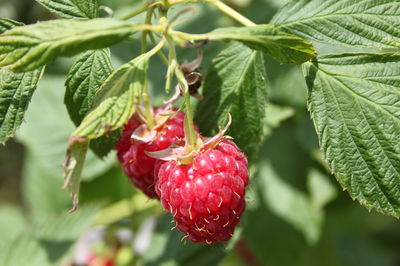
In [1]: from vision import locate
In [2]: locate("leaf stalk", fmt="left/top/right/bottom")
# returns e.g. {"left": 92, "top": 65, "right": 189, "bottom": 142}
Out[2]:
{"left": 121, "top": 3, "right": 149, "bottom": 20}
{"left": 209, "top": 1, "right": 255, "bottom": 26}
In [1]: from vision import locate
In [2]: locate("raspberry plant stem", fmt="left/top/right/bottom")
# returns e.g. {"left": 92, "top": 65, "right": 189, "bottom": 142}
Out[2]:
{"left": 166, "top": 0, "right": 256, "bottom": 26}
{"left": 141, "top": 8, "right": 154, "bottom": 54}
{"left": 135, "top": 24, "right": 164, "bottom": 32}
{"left": 209, "top": 1, "right": 255, "bottom": 26}
{"left": 169, "top": 30, "right": 207, "bottom": 42}
{"left": 124, "top": 0, "right": 255, "bottom": 26}
{"left": 161, "top": 11, "right": 177, "bottom": 94}
{"left": 142, "top": 7, "right": 156, "bottom": 129}
{"left": 121, "top": 3, "right": 149, "bottom": 20}
{"left": 148, "top": 31, "right": 170, "bottom": 66}
{"left": 145, "top": 38, "right": 167, "bottom": 59}
{"left": 166, "top": 34, "right": 197, "bottom": 149}
{"left": 182, "top": 85, "right": 197, "bottom": 149}
{"left": 178, "top": 69, "right": 197, "bottom": 149}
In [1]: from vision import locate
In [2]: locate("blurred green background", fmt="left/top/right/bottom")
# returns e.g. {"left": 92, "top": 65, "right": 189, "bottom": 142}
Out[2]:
{"left": 1, "top": 0, "right": 400, "bottom": 265}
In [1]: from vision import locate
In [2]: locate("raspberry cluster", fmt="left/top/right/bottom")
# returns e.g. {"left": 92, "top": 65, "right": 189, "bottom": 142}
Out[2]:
{"left": 116, "top": 109, "right": 249, "bottom": 244}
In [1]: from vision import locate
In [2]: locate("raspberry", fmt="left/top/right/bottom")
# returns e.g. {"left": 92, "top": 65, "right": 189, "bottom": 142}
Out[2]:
{"left": 116, "top": 110, "right": 186, "bottom": 198}
{"left": 87, "top": 253, "right": 115, "bottom": 266}
{"left": 155, "top": 140, "right": 248, "bottom": 243}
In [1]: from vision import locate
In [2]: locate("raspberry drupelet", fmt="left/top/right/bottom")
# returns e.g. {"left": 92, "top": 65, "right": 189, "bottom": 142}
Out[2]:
{"left": 115, "top": 110, "right": 186, "bottom": 198}
{"left": 155, "top": 140, "right": 248, "bottom": 243}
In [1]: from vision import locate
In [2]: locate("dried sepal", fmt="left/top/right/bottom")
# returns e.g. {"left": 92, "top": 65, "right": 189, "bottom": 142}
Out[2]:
{"left": 147, "top": 114, "right": 232, "bottom": 164}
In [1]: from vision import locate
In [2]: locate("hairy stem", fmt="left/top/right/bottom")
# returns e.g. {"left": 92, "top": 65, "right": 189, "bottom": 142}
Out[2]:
{"left": 141, "top": 8, "right": 155, "bottom": 53}
{"left": 166, "top": 36, "right": 197, "bottom": 148}
{"left": 170, "top": 30, "right": 208, "bottom": 42}
{"left": 142, "top": 7, "right": 156, "bottom": 129}
{"left": 135, "top": 24, "right": 164, "bottom": 32}
{"left": 146, "top": 38, "right": 166, "bottom": 57}
{"left": 149, "top": 31, "right": 170, "bottom": 66}
{"left": 210, "top": 0, "right": 255, "bottom": 26}
{"left": 164, "top": 0, "right": 256, "bottom": 26}
{"left": 161, "top": 10, "right": 177, "bottom": 93}
{"left": 140, "top": 39, "right": 166, "bottom": 127}
{"left": 121, "top": 3, "right": 148, "bottom": 20}
{"left": 181, "top": 79, "right": 197, "bottom": 149}
{"left": 136, "top": 0, "right": 255, "bottom": 26}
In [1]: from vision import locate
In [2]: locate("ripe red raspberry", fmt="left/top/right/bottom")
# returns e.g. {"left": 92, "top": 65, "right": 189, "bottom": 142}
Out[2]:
{"left": 116, "top": 110, "right": 186, "bottom": 198}
{"left": 155, "top": 140, "right": 248, "bottom": 243}
{"left": 87, "top": 253, "right": 115, "bottom": 266}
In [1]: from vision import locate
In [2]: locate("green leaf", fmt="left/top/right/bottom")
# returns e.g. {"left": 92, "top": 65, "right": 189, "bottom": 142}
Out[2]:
{"left": 93, "top": 193, "right": 159, "bottom": 227}
{"left": 0, "top": 206, "right": 98, "bottom": 266}
{"left": 259, "top": 162, "right": 336, "bottom": 244}
{"left": 65, "top": 48, "right": 119, "bottom": 157}
{"left": 67, "top": 53, "right": 151, "bottom": 208}
{"left": 89, "top": 130, "right": 121, "bottom": 158}
{"left": 63, "top": 140, "right": 89, "bottom": 211}
{"left": 79, "top": 167, "right": 137, "bottom": 208}
{"left": 17, "top": 76, "right": 116, "bottom": 180}
{"left": 0, "top": 18, "right": 43, "bottom": 144}
{"left": 269, "top": 65, "right": 308, "bottom": 108}
{"left": 0, "top": 235, "right": 48, "bottom": 266}
{"left": 65, "top": 49, "right": 112, "bottom": 126}
{"left": 303, "top": 53, "right": 400, "bottom": 217}
{"left": 264, "top": 103, "right": 295, "bottom": 137}
{"left": 0, "top": 17, "right": 23, "bottom": 32}
{"left": 35, "top": 205, "right": 99, "bottom": 239}
{"left": 142, "top": 214, "right": 228, "bottom": 266}
{"left": 205, "top": 24, "right": 315, "bottom": 64}
{"left": 0, "top": 205, "right": 28, "bottom": 247}
{"left": 22, "top": 151, "right": 70, "bottom": 223}
{"left": 272, "top": 0, "right": 400, "bottom": 49}
{"left": 195, "top": 42, "right": 268, "bottom": 162}
{"left": 36, "top": 0, "right": 99, "bottom": 19}
{"left": 73, "top": 53, "right": 150, "bottom": 139}
{"left": 307, "top": 169, "right": 337, "bottom": 210}
{"left": 0, "top": 67, "right": 43, "bottom": 144}
{"left": 0, "top": 18, "right": 136, "bottom": 72}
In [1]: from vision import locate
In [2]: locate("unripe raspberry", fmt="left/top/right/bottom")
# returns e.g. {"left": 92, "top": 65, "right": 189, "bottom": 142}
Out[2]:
{"left": 155, "top": 140, "right": 248, "bottom": 243}
{"left": 116, "top": 110, "right": 186, "bottom": 198}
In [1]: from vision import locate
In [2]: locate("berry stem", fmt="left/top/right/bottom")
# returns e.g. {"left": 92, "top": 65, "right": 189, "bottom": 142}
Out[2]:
{"left": 209, "top": 0, "right": 256, "bottom": 26}
{"left": 178, "top": 69, "right": 197, "bottom": 149}
{"left": 135, "top": 24, "right": 164, "bottom": 32}
{"left": 159, "top": 5, "right": 197, "bottom": 149}
{"left": 140, "top": 3, "right": 169, "bottom": 66}
{"left": 146, "top": 38, "right": 166, "bottom": 57}
{"left": 159, "top": 10, "right": 175, "bottom": 93}
{"left": 166, "top": 34, "right": 197, "bottom": 149}
{"left": 141, "top": 7, "right": 155, "bottom": 54}
{"left": 164, "top": 0, "right": 256, "bottom": 26}
{"left": 142, "top": 7, "right": 156, "bottom": 129}
{"left": 142, "top": 82, "right": 154, "bottom": 129}
{"left": 122, "top": 0, "right": 255, "bottom": 26}
{"left": 148, "top": 31, "right": 170, "bottom": 66}
{"left": 121, "top": 3, "right": 149, "bottom": 20}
